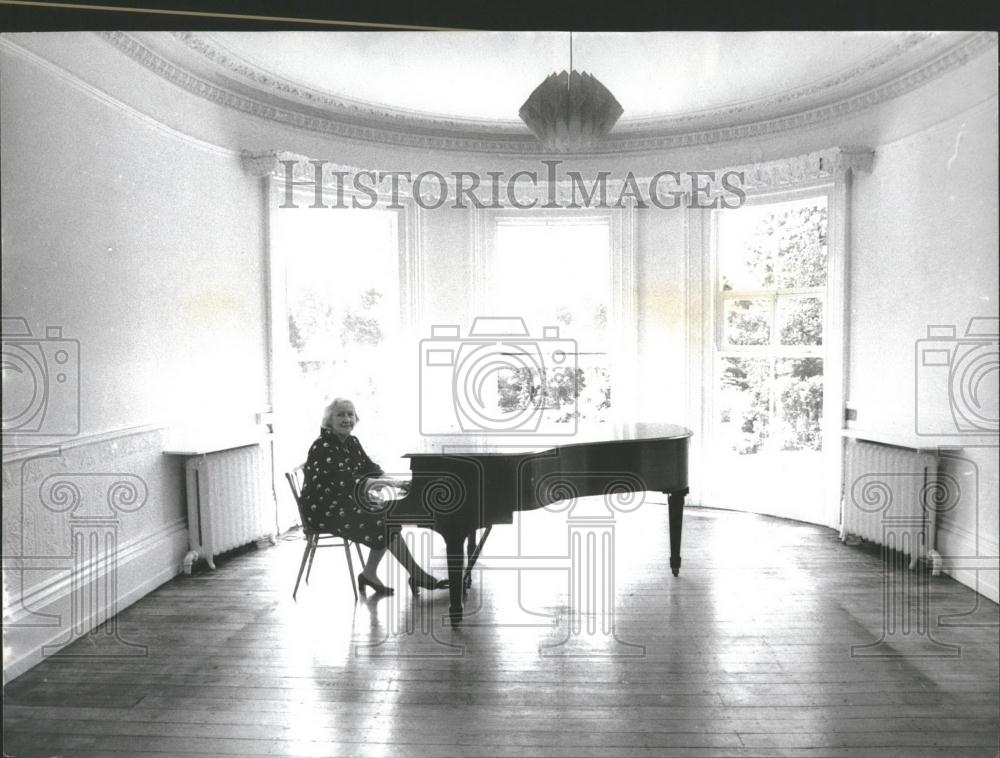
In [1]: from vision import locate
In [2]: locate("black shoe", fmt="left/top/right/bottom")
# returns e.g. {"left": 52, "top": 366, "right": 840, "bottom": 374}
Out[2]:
{"left": 408, "top": 575, "right": 450, "bottom": 596}
{"left": 358, "top": 573, "right": 394, "bottom": 596}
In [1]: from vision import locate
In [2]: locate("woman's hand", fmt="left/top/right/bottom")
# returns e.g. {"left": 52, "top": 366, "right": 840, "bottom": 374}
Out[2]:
{"left": 388, "top": 477, "right": 411, "bottom": 495}
{"left": 360, "top": 476, "right": 410, "bottom": 507}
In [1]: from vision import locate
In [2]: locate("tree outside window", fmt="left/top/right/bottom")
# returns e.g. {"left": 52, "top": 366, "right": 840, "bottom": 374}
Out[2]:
{"left": 716, "top": 199, "right": 828, "bottom": 455}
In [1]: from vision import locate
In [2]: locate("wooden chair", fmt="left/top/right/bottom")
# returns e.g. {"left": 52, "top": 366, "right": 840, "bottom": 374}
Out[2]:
{"left": 285, "top": 464, "right": 365, "bottom": 602}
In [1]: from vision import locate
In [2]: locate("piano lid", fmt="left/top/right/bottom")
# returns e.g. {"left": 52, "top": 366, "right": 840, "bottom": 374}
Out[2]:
{"left": 627, "top": 422, "right": 693, "bottom": 441}
{"left": 404, "top": 422, "right": 692, "bottom": 458}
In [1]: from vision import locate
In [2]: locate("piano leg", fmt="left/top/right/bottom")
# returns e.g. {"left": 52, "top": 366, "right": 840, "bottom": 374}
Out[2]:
{"left": 464, "top": 526, "right": 493, "bottom": 590}
{"left": 465, "top": 531, "right": 476, "bottom": 591}
{"left": 668, "top": 490, "right": 686, "bottom": 577}
{"left": 445, "top": 533, "right": 466, "bottom": 625}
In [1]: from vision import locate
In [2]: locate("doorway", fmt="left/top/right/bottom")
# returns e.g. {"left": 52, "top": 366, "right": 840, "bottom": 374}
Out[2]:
{"left": 705, "top": 192, "right": 839, "bottom": 523}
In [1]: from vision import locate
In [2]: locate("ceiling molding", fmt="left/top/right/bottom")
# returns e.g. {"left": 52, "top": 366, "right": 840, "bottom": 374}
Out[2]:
{"left": 171, "top": 31, "right": 527, "bottom": 130}
{"left": 98, "top": 31, "right": 996, "bottom": 157}
{"left": 171, "top": 31, "right": 934, "bottom": 130}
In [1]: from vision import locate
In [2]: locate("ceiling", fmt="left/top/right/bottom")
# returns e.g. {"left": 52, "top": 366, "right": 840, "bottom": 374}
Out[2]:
{"left": 210, "top": 31, "right": 916, "bottom": 122}
{"left": 114, "top": 31, "right": 988, "bottom": 152}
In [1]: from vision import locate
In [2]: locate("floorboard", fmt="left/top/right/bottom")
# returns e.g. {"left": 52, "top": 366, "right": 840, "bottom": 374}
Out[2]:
{"left": 4, "top": 505, "right": 998, "bottom": 757}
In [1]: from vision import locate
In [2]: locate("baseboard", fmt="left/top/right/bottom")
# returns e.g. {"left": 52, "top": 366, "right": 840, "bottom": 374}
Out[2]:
{"left": 936, "top": 516, "right": 1000, "bottom": 604}
{"left": 4, "top": 517, "right": 187, "bottom": 624}
{"left": 2, "top": 520, "right": 188, "bottom": 683}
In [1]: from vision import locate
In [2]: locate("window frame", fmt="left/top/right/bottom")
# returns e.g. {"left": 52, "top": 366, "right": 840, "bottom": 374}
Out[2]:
{"left": 472, "top": 204, "right": 638, "bottom": 436}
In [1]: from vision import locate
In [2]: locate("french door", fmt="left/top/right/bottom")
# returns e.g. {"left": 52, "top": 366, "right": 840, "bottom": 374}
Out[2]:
{"left": 703, "top": 190, "right": 842, "bottom": 524}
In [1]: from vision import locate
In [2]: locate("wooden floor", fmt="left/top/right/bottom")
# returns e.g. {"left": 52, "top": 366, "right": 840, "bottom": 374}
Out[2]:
{"left": 4, "top": 504, "right": 999, "bottom": 757}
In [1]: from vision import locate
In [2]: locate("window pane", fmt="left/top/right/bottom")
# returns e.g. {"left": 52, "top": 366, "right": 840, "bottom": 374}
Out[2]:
{"left": 493, "top": 220, "right": 613, "bottom": 426}
{"left": 718, "top": 357, "right": 770, "bottom": 454}
{"left": 282, "top": 210, "right": 399, "bottom": 359}
{"left": 495, "top": 221, "right": 610, "bottom": 345}
{"left": 717, "top": 213, "right": 774, "bottom": 290}
{"left": 717, "top": 198, "right": 828, "bottom": 291}
{"left": 774, "top": 203, "right": 828, "bottom": 288}
{"left": 725, "top": 298, "right": 771, "bottom": 346}
{"left": 774, "top": 358, "right": 824, "bottom": 451}
{"left": 777, "top": 296, "right": 823, "bottom": 345}
{"left": 277, "top": 206, "right": 402, "bottom": 458}
{"left": 576, "top": 363, "right": 612, "bottom": 423}
{"left": 495, "top": 363, "right": 607, "bottom": 426}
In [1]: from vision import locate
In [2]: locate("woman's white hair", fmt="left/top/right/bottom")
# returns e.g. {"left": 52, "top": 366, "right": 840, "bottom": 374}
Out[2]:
{"left": 321, "top": 397, "right": 359, "bottom": 428}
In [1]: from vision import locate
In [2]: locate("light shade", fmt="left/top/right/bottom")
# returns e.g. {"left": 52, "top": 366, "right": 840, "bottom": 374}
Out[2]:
{"left": 519, "top": 69, "right": 624, "bottom": 153}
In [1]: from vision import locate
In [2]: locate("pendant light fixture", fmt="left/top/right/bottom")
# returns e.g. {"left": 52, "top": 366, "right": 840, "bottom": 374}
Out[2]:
{"left": 519, "top": 32, "right": 624, "bottom": 152}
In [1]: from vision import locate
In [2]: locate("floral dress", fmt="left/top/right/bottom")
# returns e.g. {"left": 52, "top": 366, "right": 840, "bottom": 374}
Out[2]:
{"left": 300, "top": 427, "right": 391, "bottom": 548}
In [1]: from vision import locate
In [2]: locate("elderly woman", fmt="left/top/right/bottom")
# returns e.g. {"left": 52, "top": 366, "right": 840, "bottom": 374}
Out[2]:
{"left": 300, "top": 397, "right": 448, "bottom": 596}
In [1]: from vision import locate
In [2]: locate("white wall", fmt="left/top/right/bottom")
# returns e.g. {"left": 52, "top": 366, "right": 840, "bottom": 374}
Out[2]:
{"left": 1, "top": 45, "right": 269, "bottom": 433}
{"left": 849, "top": 89, "right": 999, "bottom": 601}
{"left": 1, "top": 40, "right": 269, "bottom": 680}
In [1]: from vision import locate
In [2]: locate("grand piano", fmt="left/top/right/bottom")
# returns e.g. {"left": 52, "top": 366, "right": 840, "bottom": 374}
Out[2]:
{"left": 384, "top": 424, "right": 691, "bottom": 624}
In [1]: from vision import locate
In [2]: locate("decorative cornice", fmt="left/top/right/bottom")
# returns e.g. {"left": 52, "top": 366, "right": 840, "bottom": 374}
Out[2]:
{"left": 264, "top": 146, "right": 858, "bottom": 206}
{"left": 97, "top": 31, "right": 534, "bottom": 154}
{"left": 172, "top": 32, "right": 520, "bottom": 131}
{"left": 174, "top": 30, "right": 935, "bottom": 132}
{"left": 97, "top": 31, "right": 995, "bottom": 156}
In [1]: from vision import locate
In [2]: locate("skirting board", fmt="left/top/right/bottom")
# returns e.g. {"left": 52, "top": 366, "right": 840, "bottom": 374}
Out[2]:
{"left": 2, "top": 520, "right": 189, "bottom": 683}
{"left": 936, "top": 516, "right": 1000, "bottom": 604}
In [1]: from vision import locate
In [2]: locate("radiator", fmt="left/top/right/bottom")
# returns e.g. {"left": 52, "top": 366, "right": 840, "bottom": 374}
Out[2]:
{"left": 840, "top": 439, "right": 942, "bottom": 573}
{"left": 182, "top": 443, "right": 275, "bottom": 573}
